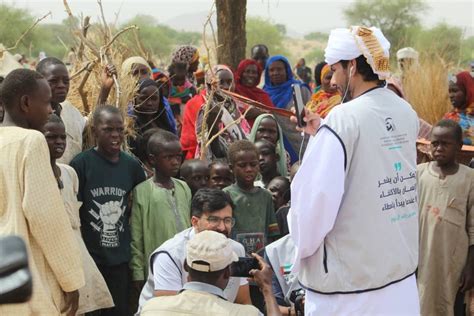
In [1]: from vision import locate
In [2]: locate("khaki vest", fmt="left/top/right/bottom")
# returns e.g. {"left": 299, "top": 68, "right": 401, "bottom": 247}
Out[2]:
{"left": 299, "top": 87, "right": 419, "bottom": 293}
{"left": 141, "top": 289, "right": 261, "bottom": 316}
{"left": 138, "top": 228, "right": 245, "bottom": 310}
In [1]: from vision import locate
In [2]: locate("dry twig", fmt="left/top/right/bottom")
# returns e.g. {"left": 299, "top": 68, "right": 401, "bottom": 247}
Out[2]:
{"left": 133, "top": 28, "right": 148, "bottom": 60}
{"left": 2, "top": 12, "right": 52, "bottom": 53}
{"left": 77, "top": 16, "right": 91, "bottom": 61}
{"left": 78, "top": 62, "right": 95, "bottom": 113}
{"left": 205, "top": 104, "right": 252, "bottom": 148}
{"left": 70, "top": 61, "right": 93, "bottom": 80}
{"left": 97, "top": 0, "right": 112, "bottom": 41}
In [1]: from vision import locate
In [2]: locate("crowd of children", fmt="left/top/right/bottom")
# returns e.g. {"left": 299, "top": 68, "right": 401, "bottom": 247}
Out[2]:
{"left": 0, "top": 40, "right": 473, "bottom": 316}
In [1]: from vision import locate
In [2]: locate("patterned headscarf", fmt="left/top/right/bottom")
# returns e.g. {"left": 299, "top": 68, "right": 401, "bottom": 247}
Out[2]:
{"left": 205, "top": 64, "right": 234, "bottom": 90}
{"left": 171, "top": 45, "right": 199, "bottom": 65}
{"left": 320, "top": 64, "right": 331, "bottom": 83}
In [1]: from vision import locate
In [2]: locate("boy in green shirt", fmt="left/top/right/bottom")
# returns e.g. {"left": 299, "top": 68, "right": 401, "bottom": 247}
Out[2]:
{"left": 223, "top": 140, "right": 280, "bottom": 311}
{"left": 130, "top": 130, "right": 192, "bottom": 293}
{"left": 223, "top": 140, "right": 280, "bottom": 255}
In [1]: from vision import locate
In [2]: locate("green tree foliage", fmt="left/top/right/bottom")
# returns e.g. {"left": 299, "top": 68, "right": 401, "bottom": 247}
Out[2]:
{"left": 410, "top": 23, "right": 464, "bottom": 64}
{"left": 460, "top": 36, "right": 474, "bottom": 66}
{"left": 246, "top": 16, "right": 289, "bottom": 57}
{"left": 304, "top": 48, "right": 325, "bottom": 65}
{"left": 304, "top": 32, "right": 328, "bottom": 42}
{"left": 120, "top": 15, "right": 200, "bottom": 62}
{"left": 0, "top": 5, "right": 75, "bottom": 59}
{"left": 343, "top": 0, "right": 428, "bottom": 53}
{"left": 34, "top": 22, "right": 75, "bottom": 59}
{"left": 0, "top": 5, "right": 36, "bottom": 52}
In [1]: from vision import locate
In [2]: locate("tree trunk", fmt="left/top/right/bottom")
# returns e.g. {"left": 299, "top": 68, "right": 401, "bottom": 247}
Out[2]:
{"left": 216, "top": 0, "right": 247, "bottom": 70}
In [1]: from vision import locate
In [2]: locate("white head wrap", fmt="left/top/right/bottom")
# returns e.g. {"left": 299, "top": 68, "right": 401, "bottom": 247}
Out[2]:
{"left": 324, "top": 26, "right": 391, "bottom": 80}
{"left": 396, "top": 47, "right": 419, "bottom": 61}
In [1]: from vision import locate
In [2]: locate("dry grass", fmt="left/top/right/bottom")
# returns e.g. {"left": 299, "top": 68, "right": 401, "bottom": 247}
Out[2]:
{"left": 401, "top": 56, "right": 452, "bottom": 125}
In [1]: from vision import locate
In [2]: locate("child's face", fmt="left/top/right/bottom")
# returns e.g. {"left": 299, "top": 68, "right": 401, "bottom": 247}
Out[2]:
{"left": 209, "top": 163, "right": 233, "bottom": 190}
{"left": 135, "top": 86, "right": 161, "bottom": 116}
{"left": 256, "top": 117, "right": 279, "bottom": 145}
{"left": 171, "top": 68, "right": 187, "bottom": 86}
{"left": 93, "top": 112, "right": 124, "bottom": 158}
{"left": 255, "top": 142, "right": 278, "bottom": 175}
{"left": 43, "top": 122, "right": 66, "bottom": 160}
{"left": 184, "top": 163, "right": 210, "bottom": 194}
{"left": 268, "top": 178, "right": 289, "bottom": 211}
{"left": 232, "top": 150, "right": 260, "bottom": 188}
{"left": 430, "top": 126, "right": 461, "bottom": 166}
{"left": 150, "top": 141, "right": 183, "bottom": 178}
{"left": 43, "top": 64, "right": 70, "bottom": 104}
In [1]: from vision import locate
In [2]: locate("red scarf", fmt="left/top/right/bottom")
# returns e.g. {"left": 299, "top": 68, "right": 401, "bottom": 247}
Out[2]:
{"left": 456, "top": 71, "right": 474, "bottom": 115}
{"left": 180, "top": 90, "right": 206, "bottom": 159}
{"left": 234, "top": 59, "right": 274, "bottom": 108}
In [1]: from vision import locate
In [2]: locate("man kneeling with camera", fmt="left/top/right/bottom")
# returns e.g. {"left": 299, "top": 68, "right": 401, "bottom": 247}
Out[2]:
{"left": 141, "top": 230, "right": 280, "bottom": 315}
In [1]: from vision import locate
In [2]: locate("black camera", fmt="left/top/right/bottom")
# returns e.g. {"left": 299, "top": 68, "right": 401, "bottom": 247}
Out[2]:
{"left": 230, "top": 257, "right": 259, "bottom": 277}
{"left": 289, "top": 288, "right": 305, "bottom": 315}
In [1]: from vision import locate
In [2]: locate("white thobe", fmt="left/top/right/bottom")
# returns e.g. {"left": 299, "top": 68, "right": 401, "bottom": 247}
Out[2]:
{"left": 288, "top": 128, "right": 420, "bottom": 316}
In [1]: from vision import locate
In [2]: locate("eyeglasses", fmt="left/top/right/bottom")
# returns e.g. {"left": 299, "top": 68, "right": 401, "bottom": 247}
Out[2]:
{"left": 202, "top": 216, "right": 236, "bottom": 228}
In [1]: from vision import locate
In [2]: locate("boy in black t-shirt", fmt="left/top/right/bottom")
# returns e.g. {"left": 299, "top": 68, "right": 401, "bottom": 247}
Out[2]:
{"left": 71, "top": 105, "right": 145, "bottom": 316}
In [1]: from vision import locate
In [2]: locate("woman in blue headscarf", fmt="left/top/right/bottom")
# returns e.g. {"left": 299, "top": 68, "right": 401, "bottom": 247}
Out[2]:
{"left": 264, "top": 55, "right": 312, "bottom": 109}
{"left": 263, "top": 55, "right": 312, "bottom": 163}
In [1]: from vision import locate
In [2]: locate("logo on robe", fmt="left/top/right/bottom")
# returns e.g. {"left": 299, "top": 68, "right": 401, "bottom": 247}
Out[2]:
{"left": 385, "top": 117, "right": 396, "bottom": 132}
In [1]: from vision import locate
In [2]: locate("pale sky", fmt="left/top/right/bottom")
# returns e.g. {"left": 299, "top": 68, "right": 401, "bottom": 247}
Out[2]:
{"left": 2, "top": 0, "right": 474, "bottom": 37}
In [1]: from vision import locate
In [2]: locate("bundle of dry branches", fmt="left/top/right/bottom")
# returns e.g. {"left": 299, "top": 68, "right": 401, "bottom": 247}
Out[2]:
{"left": 62, "top": 0, "right": 152, "bottom": 149}
{"left": 402, "top": 55, "right": 452, "bottom": 125}
{"left": 64, "top": 0, "right": 143, "bottom": 115}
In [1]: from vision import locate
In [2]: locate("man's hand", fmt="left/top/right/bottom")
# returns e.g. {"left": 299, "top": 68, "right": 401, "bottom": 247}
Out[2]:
{"left": 290, "top": 107, "right": 321, "bottom": 136}
{"left": 62, "top": 290, "right": 79, "bottom": 316}
{"left": 101, "top": 64, "right": 117, "bottom": 90}
{"left": 249, "top": 253, "right": 282, "bottom": 315}
{"left": 248, "top": 253, "right": 273, "bottom": 292}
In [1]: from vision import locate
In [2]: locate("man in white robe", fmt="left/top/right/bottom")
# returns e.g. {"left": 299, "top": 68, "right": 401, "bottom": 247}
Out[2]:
{"left": 288, "top": 26, "right": 420, "bottom": 315}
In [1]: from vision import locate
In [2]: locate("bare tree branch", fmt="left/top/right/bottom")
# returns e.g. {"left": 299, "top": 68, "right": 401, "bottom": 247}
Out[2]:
{"left": 2, "top": 12, "right": 51, "bottom": 52}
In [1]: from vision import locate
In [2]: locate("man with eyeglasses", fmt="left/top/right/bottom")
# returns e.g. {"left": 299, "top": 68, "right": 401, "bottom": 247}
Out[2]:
{"left": 137, "top": 189, "right": 251, "bottom": 314}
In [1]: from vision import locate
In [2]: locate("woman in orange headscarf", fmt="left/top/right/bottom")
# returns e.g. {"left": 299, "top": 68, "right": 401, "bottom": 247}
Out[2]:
{"left": 306, "top": 64, "right": 341, "bottom": 118}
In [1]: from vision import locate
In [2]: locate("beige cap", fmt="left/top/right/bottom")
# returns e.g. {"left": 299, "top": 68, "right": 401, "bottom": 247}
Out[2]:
{"left": 187, "top": 231, "right": 239, "bottom": 272}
